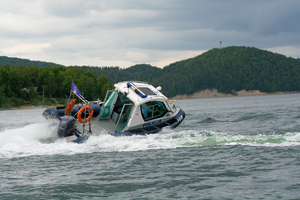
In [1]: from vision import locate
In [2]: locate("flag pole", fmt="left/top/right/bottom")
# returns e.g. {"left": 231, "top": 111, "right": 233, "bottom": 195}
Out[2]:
{"left": 71, "top": 81, "right": 89, "bottom": 104}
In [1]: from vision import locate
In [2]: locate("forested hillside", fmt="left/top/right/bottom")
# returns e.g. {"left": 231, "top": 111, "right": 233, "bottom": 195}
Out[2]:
{"left": 75, "top": 46, "right": 300, "bottom": 97}
{"left": 0, "top": 56, "right": 64, "bottom": 68}
{"left": 154, "top": 46, "right": 300, "bottom": 97}
{"left": 1, "top": 46, "right": 300, "bottom": 108}
{"left": 0, "top": 65, "right": 113, "bottom": 108}
{"left": 77, "top": 64, "right": 162, "bottom": 84}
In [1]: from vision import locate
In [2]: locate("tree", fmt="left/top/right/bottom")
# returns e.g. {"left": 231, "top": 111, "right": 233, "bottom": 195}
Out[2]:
{"left": 44, "top": 70, "right": 56, "bottom": 98}
{"left": 29, "top": 86, "right": 38, "bottom": 103}
{"left": 8, "top": 67, "right": 24, "bottom": 97}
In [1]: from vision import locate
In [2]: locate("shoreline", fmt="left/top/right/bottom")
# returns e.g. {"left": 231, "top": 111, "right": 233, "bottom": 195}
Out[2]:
{"left": 173, "top": 89, "right": 300, "bottom": 99}
{"left": 1, "top": 90, "right": 300, "bottom": 110}
{"left": 0, "top": 104, "right": 63, "bottom": 111}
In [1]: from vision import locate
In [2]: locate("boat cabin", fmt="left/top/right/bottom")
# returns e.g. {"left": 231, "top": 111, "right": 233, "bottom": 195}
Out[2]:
{"left": 96, "top": 81, "right": 172, "bottom": 133}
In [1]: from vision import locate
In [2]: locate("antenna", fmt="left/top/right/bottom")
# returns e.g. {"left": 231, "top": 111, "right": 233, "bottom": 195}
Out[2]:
{"left": 219, "top": 41, "right": 222, "bottom": 49}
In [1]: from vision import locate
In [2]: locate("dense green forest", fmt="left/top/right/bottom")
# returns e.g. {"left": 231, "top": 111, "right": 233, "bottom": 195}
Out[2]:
{"left": 154, "top": 46, "right": 300, "bottom": 97}
{"left": 0, "top": 65, "right": 113, "bottom": 108}
{"left": 1, "top": 46, "right": 300, "bottom": 108}
{"left": 75, "top": 46, "right": 300, "bottom": 97}
{"left": 77, "top": 64, "right": 162, "bottom": 84}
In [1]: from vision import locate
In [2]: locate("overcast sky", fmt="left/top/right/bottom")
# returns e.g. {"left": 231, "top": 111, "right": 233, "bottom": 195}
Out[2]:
{"left": 1, "top": 0, "right": 300, "bottom": 68}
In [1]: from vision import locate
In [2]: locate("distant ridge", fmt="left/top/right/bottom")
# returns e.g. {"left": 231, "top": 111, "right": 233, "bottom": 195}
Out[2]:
{"left": 152, "top": 46, "right": 300, "bottom": 97}
{"left": 0, "top": 56, "right": 65, "bottom": 68}
{"left": 1, "top": 46, "right": 300, "bottom": 98}
{"left": 75, "top": 46, "right": 300, "bottom": 97}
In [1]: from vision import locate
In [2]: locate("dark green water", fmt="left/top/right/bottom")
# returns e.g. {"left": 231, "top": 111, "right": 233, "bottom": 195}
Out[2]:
{"left": 1, "top": 94, "right": 300, "bottom": 199}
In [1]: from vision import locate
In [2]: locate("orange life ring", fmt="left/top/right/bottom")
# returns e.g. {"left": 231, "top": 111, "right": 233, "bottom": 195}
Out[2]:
{"left": 77, "top": 106, "right": 94, "bottom": 123}
{"left": 65, "top": 99, "right": 76, "bottom": 115}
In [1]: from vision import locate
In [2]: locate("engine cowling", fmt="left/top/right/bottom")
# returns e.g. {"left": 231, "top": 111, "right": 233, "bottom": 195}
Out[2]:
{"left": 57, "top": 116, "right": 76, "bottom": 138}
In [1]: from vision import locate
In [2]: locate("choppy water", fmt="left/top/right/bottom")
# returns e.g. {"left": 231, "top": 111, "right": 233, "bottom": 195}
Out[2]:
{"left": 1, "top": 94, "right": 300, "bottom": 199}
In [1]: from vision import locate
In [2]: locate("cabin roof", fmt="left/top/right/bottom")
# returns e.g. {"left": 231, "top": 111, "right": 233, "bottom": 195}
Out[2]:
{"left": 114, "top": 81, "right": 168, "bottom": 105}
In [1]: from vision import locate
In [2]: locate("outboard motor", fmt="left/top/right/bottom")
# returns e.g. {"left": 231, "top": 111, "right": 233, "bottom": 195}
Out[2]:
{"left": 57, "top": 116, "right": 77, "bottom": 137}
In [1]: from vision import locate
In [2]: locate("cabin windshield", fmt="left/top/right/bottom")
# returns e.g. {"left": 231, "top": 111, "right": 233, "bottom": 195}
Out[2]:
{"left": 115, "top": 104, "right": 134, "bottom": 132}
{"left": 140, "top": 101, "right": 167, "bottom": 121}
{"left": 99, "top": 91, "right": 118, "bottom": 119}
{"left": 119, "top": 92, "right": 131, "bottom": 103}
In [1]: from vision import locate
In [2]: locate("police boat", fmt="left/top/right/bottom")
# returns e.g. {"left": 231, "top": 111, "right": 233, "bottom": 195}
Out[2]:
{"left": 42, "top": 81, "right": 185, "bottom": 143}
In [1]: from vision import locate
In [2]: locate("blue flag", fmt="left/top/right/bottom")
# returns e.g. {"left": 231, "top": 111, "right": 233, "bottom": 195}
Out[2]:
{"left": 71, "top": 81, "right": 81, "bottom": 96}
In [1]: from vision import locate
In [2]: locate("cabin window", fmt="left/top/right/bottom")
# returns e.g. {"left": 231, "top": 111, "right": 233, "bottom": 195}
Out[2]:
{"left": 120, "top": 92, "right": 131, "bottom": 102}
{"left": 99, "top": 91, "right": 118, "bottom": 119}
{"left": 115, "top": 104, "right": 134, "bottom": 132}
{"left": 140, "top": 101, "right": 167, "bottom": 121}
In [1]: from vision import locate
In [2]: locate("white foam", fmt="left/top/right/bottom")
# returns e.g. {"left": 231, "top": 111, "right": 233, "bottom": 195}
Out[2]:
{"left": 0, "top": 124, "right": 180, "bottom": 158}
{"left": 84, "top": 132, "right": 178, "bottom": 152}
{"left": 1, "top": 124, "right": 300, "bottom": 158}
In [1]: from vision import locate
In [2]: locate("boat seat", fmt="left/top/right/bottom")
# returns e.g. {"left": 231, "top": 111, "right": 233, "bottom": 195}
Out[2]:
{"left": 111, "top": 111, "right": 119, "bottom": 123}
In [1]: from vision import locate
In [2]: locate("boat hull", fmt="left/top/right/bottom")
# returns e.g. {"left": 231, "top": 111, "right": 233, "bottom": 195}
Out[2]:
{"left": 112, "top": 109, "right": 185, "bottom": 136}
{"left": 68, "top": 108, "right": 185, "bottom": 143}
{"left": 44, "top": 105, "right": 185, "bottom": 143}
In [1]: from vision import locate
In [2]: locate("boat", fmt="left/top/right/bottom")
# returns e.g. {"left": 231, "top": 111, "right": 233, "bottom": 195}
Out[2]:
{"left": 42, "top": 81, "right": 185, "bottom": 143}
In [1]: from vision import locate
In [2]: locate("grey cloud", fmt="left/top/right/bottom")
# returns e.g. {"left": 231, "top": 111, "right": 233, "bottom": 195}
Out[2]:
{"left": 1, "top": 0, "right": 300, "bottom": 67}
{"left": 42, "top": 0, "right": 102, "bottom": 18}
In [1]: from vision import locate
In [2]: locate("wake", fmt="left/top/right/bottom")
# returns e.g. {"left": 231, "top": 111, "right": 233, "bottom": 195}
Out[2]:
{"left": 1, "top": 123, "right": 300, "bottom": 159}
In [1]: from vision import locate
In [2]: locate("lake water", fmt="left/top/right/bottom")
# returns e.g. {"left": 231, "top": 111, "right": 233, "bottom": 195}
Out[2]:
{"left": 1, "top": 94, "right": 300, "bottom": 199}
